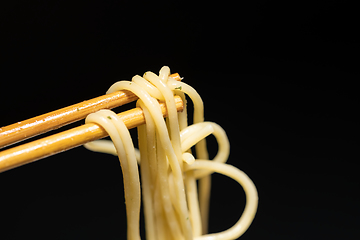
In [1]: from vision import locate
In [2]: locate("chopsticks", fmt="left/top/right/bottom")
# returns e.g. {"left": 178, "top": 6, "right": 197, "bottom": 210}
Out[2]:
{"left": 0, "top": 73, "right": 181, "bottom": 148}
{"left": 0, "top": 73, "right": 183, "bottom": 173}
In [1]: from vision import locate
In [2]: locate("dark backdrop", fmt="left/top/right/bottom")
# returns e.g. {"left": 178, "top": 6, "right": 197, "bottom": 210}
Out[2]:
{"left": 1, "top": 1, "right": 359, "bottom": 239}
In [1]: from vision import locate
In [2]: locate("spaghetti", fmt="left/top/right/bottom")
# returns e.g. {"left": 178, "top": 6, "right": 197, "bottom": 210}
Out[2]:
{"left": 84, "top": 67, "right": 258, "bottom": 240}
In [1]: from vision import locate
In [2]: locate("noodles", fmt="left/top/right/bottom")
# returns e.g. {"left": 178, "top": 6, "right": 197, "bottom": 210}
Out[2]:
{"left": 84, "top": 67, "right": 258, "bottom": 240}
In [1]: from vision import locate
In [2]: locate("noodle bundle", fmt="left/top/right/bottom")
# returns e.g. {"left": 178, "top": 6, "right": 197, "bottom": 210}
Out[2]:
{"left": 84, "top": 67, "right": 258, "bottom": 240}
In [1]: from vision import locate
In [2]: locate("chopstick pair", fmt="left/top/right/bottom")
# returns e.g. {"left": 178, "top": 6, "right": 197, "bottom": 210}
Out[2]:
{"left": 0, "top": 73, "right": 183, "bottom": 173}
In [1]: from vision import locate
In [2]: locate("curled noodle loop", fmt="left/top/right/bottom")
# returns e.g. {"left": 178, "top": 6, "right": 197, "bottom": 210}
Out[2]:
{"left": 84, "top": 66, "right": 258, "bottom": 240}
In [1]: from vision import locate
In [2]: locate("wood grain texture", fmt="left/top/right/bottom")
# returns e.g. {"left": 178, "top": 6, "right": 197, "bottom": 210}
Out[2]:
{"left": 0, "top": 95, "right": 183, "bottom": 173}
{"left": 0, "top": 73, "right": 181, "bottom": 148}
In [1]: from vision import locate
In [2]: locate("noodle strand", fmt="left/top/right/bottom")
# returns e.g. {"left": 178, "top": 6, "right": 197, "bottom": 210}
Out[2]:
{"left": 84, "top": 67, "right": 258, "bottom": 240}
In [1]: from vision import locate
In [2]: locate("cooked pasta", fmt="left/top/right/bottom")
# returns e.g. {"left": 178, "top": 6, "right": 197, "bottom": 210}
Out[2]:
{"left": 84, "top": 66, "right": 258, "bottom": 240}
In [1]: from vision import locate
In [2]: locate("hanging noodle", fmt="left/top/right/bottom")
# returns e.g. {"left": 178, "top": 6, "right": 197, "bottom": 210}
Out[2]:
{"left": 83, "top": 66, "right": 258, "bottom": 240}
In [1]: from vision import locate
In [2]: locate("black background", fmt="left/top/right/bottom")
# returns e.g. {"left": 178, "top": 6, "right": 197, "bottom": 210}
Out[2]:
{"left": 1, "top": 1, "right": 359, "bottom": 239}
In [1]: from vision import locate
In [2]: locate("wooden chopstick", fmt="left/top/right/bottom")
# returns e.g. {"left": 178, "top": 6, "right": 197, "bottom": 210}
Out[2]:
{"left": 0, "top": 95, "right": 184, "bottom": 173}
{"left": 0, "top": 73, "right": 181, "bottom": 149}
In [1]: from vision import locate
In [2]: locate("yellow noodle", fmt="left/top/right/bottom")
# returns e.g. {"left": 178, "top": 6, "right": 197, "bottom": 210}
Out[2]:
{"left": 84, "top": 67, "right": 258, "bottom": 240}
